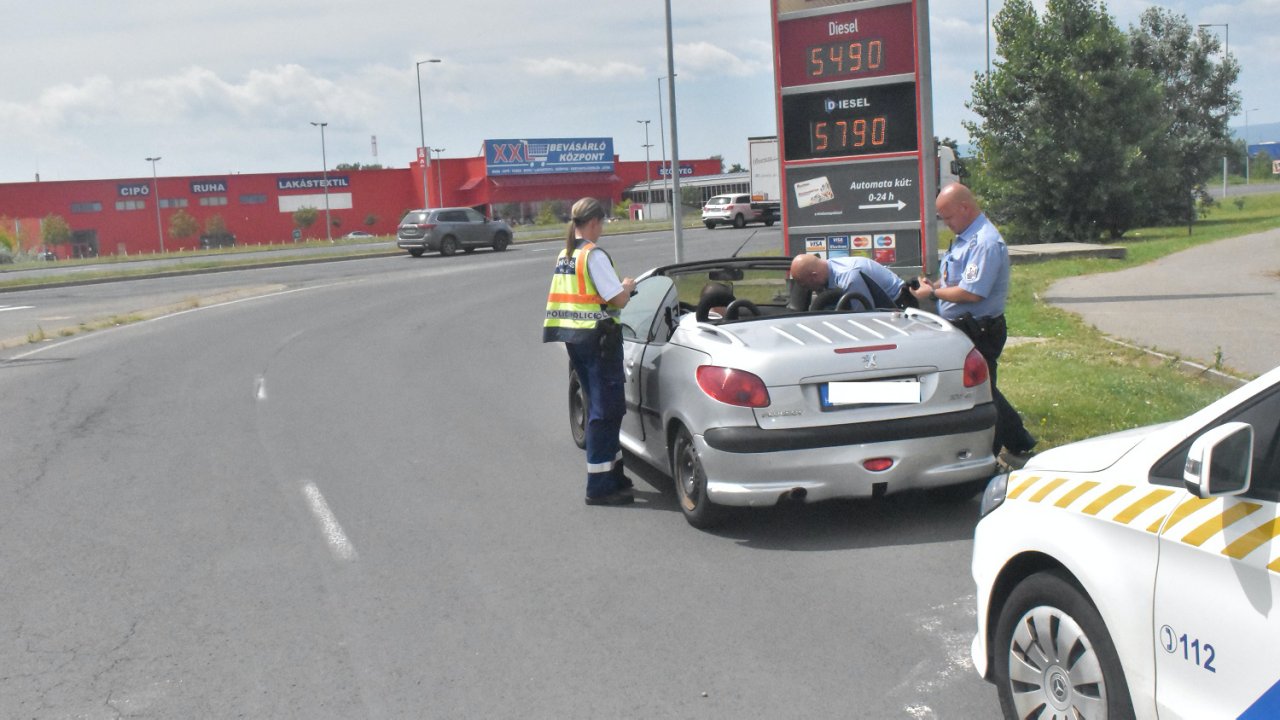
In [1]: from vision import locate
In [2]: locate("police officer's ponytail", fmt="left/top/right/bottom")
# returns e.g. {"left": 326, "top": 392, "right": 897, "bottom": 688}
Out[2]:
{"left": 565, "top": 197, "right": 606, "bottom": 255}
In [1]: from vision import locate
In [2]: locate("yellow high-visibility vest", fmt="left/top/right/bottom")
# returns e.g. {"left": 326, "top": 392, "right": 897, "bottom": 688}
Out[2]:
{"left": 543, "top": 242, "right": 618, "bottom": 343}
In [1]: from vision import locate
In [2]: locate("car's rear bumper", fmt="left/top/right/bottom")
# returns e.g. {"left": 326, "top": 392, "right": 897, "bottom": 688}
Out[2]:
{"left": 397, "top": 238, "right": 438, "bottom": 251}
{"left": 705, "top": 403, "right": 995, "bottom": 453}
{"left": 698, "top": 404, "right": 997, "bottom": 505}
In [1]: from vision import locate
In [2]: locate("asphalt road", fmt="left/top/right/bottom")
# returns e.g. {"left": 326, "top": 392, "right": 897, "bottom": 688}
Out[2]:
{"left": 0, "top": 226, "right": 1000, "bottom": 718}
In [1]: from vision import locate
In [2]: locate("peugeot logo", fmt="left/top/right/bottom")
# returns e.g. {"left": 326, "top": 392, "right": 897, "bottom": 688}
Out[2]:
{"left": 862, "top": 353, "right": 877, "bottom": 369}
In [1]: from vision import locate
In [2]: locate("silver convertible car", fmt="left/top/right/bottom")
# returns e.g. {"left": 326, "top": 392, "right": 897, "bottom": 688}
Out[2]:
{"left": 568, "top": 257, "right": 999, "bottom": 528}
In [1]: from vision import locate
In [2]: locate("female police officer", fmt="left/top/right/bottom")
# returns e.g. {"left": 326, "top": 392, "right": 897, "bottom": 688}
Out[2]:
{"left": 543, "top": 198, "right": 637, "bottom": 506}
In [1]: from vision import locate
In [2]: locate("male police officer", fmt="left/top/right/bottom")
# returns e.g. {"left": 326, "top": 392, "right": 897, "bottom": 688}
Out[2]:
{"left": 790, "top": 253, "right": 917, "bottom": 310}
{"left": 911, "top": 183, "right": 1036, "bottom": 465}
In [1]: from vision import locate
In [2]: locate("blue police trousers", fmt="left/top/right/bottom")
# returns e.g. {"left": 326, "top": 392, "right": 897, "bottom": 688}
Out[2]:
{"left": 566, "top": 333, "right": 626, "bottom": 498}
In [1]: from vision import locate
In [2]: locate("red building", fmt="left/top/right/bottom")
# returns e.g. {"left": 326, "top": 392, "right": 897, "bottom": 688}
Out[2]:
{"left": 0, "top": 141, "right": 721, "bottom": 258}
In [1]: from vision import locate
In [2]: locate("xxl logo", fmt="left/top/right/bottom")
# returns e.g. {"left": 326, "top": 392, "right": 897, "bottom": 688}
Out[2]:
{"left": 491, "top": 143, "right": 528, "bottom": 163}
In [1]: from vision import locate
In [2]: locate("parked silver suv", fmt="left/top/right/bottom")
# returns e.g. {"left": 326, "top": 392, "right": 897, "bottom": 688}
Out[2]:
{"left": 396, "top": 207, "right": 513, "bottom": 257}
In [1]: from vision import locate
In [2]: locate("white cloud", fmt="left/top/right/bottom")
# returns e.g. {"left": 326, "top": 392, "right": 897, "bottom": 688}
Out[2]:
{"left": 675, "top": 41, "right": 771, "bottom": 80}
{"left": 523, "top": 58, "right": 644, "bottom": 80}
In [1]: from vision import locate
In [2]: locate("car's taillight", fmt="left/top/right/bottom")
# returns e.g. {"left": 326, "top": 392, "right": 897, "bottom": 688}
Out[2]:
{"left": 417, "top": 223, "right": 436, "bottom": 230}
{"left": 696, "top": 366, "right": 770, "bottom": 408}
{"left": 863, "top": 458, "right": 894, "bottom": 472}
{"left": 963, "top": 348, "right": 989, "bottom": 388}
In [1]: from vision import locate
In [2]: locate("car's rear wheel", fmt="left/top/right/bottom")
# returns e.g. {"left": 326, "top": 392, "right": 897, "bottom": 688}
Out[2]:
{"left": 568, "top": 369, "right": 586, "bottom": 450}
{"left": 993, "top": 571, "right": 1134, "bottom": 720}
{"left": 704, "top": 221, "right": 716, "bottom": 230}
{"left": 408, "top": 248, "right": 424, "bottom": 257}
{"left": 492, "top": 232, "right": 510, "bottom": 251}
{"left": 440, "top": 235, "right": 459, "bottom": 256}
{"left": 732, "top": 214, "right": 746, "bottom": 229}
{"left": 672, "top": 426, "right": 723, "bottom": 529}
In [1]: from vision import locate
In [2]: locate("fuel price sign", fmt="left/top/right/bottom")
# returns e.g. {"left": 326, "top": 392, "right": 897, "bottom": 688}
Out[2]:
{"left": 775, "top": 3, "right": 916, "bottom": 88}
{"left": 780, "top": 82, "right": 918, "bottom": 162}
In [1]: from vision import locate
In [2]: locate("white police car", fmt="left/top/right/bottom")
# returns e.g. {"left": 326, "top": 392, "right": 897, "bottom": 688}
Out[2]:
{"left": 972, "top": 365, "right": 1280, "bottom": 719}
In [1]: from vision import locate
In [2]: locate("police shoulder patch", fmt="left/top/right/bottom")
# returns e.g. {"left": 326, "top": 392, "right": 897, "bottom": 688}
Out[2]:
{"left": 963, "top": 263, "right": 981, "bottom": 283}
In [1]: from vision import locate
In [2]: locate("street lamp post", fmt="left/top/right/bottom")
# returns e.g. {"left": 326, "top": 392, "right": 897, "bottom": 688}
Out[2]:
{"left": 432, "top": 147, "right": 446, "bottom": 207}
{"left": 663, "top": 0, "right": 684, "bottom": 261}
{"left": 310, "top": 121, "right": 332, "bottom": 242}
{"left": 145, "top": 156, "right": 164, "bottom": 253}
{"left": 1199, "top": 23, "right": 1230, "bottom": 195}
{"left": 416, "top": 58, "right": 442, "bottom": 209}
{"left": 637, "top": 120, "right": 652, "bottom": 221}
{"left": 1245, "top": 107, "right": 1260, "bottom": 185}
{"left": 657, "top": 77, "right": 670, "bottom": 218}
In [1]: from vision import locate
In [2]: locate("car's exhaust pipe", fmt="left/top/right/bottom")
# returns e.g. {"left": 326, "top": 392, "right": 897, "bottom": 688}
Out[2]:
{"left": 780, "top": 487, "right": 808, "bottom": 503}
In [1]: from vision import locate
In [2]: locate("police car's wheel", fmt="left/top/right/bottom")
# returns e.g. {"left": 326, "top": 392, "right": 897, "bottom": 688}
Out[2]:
{"left": 568, "top": 370, "right": 587, "bottom": 450}
{"left": 993, "top": 571, "right": 1134, "bottom": 720}
{"left": 672, "top": 426, "right": 723, "bottom": 529}
{"left": 440, "top": 235, "right": 459, "bottom": 256}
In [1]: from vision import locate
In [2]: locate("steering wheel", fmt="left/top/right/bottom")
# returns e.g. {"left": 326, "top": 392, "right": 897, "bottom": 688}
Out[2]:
{"left": 723, "top": 298, "right": 760, "bottom": 320}
{"left": 808, "top": 288, "right": 843, "bottom": 312}
{"left": 835, "top": 292, "right": 873, "bottom": 312}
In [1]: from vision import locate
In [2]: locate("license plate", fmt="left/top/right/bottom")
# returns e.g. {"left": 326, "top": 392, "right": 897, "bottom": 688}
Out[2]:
{"left": 821, "top": 380, "right": 921, "bottom": 407}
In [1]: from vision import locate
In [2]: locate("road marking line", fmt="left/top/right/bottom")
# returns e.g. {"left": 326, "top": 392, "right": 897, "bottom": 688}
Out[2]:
{"left": 254, "top": 375, "right": 267, "bottom": 400}
{"left": 0, "top": 305, "right": 34, "bottom": 312}
{"left": 302, "top": 482, "right": 358, "bottom": 561}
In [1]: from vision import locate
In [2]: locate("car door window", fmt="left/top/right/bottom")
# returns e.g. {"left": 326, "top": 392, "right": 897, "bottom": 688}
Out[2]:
{"left": 617, "top": 276, "right": 675, "bottom": 342}
{"left": 463, "top": 209, "right": 486, "bottom": 223}
{"left": 1150, "top": 387, "right": 1280, "bottom": 500}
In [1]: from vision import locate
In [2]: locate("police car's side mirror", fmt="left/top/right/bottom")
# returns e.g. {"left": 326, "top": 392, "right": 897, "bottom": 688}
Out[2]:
{"left": 1183, "top": 422, "right": 1253, "bottom": 498}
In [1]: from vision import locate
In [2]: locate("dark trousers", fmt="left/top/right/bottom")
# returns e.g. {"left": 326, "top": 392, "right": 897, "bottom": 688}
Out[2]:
{"left": 952, "top": 314, "right": 1036, "bottom": 455}
{"left": 566, "top": 330, "right": 626, "bottom": 498}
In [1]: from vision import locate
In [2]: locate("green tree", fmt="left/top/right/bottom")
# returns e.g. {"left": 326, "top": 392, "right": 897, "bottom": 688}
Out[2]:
{"left": 293, "top": 207, "right": 319, "bottom": 233}
{"left": 727, "top": 163, "right": 746, "bottom": 173}
{"left": 41, "top": 213, "right": 73, "bottom": 247}
{"left": 967, "top": 0, "right": 1165, "bottom": 242}
{"left": 169, "top": 209, "right": 200, "bottom": 242}
{"left": 1129, "top": 8, "right": 1240, "bottom": 226}
{"left": 205, "top": 214, "right": 229, "bottom": 235}
{"left": 0, "top": 225, "right": 14, "bottom": 252}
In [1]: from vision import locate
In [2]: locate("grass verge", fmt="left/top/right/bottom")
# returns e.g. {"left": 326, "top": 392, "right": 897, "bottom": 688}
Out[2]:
{"left": 1001, "top": 192, "right": 1280, "bottom": 450}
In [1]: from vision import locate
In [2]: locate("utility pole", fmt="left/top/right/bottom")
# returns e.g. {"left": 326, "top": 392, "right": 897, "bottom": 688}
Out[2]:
{"left": 637, "top": 120, "right": 652, "bottom": 221}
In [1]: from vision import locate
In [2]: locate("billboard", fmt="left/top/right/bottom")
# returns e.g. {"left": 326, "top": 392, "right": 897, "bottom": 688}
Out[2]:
{"left": 485, "top": 138, "right": 614, "bottom": 176}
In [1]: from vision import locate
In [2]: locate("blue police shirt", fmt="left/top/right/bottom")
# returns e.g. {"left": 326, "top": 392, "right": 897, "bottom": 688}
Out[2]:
{"left": 827, "top": 256, "right": 904, "bottom": 305}
{"left": 937, "top": 213, "right": 1009, "bottom": 320}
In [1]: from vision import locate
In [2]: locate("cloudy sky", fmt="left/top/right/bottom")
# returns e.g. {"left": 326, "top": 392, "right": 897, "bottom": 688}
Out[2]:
{"left": 1, "top": 0, "right": 1273, "bottom": 184}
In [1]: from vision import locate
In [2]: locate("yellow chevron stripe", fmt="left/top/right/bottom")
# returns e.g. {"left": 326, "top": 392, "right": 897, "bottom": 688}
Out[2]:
{"left": 1147, "top": 515, "right": 1167, "bottom": 534}
{"left": 1181, "top": 502, "right": 1263, "bottom": 547}
{"left": 1007, "top": 476, "right": 1040, "bottom": 500}
{"left": 1115, "top": 489, "right": 1176, "bottom": 524}
{"left": 1055, "top": 481, "right": 1100, "bottom": 509}
{"left": 1270, "top": 556, "right": 1280, "bottom": 573}
{"left": 1222, "top": 518, "right": 1280, "bottom": 560}
{"left": 1029, "top": 478, "right": 1069, "bottom": 503}
{"left": 1083, "top": 485, "right": 1135, "bottom": 516}
{"left": 1159, "top": 497, "right": 1215, "bottom": 535}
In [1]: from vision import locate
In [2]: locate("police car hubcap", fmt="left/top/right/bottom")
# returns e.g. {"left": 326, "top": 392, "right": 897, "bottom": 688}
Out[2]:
{"left": 1008, "top": 606, "right": 1107, "bottom": 718}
